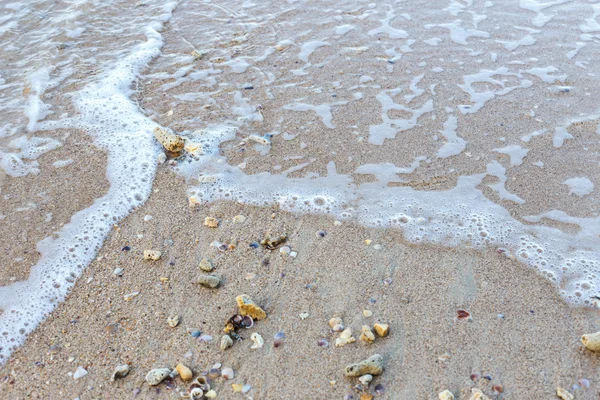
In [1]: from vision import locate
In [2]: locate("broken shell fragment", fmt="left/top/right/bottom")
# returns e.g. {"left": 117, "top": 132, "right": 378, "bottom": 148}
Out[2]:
{"left": 344, "top": 354, "right": 384, "bottom": 377}
{"left": 329, "top": 317, "right": 343, "bottom": 329}
{"left": 250, "top": 332, "right": 264, "bottom": 349}
{"left": 358, "top": 374, "right": 373, "bottom": 386}
{"left": 236, "top": 294, "right": 267, "bottom": 320}
{"left": 205, "top": 389, "right": 217, "bottom": 398}
{"left": 336, "top": 328, "right": 356, "bottom": 347}
{"left": 360, "top": 325, "right": 375, "bottom": 344}
{"left": 143, "top": 250, "right": 162, "bottom": 261}
{"left": 221, "top": 367, "right": 234, "bottom": 380}
{"left": 110, "top": 364, "right": 130, "bottom": 382}
{"left": 373, "top": 323, "right": 389, "bottom": 337}
{"left": 469, "top": 388, "right": 491, "bottom": 400}
{"left": 456, "top": 310, "right": 472, "bottom": 320}
{"left": 199, "top": 258, "right": 214, "bottom": 272}
{"left": 556, "top": 387, "right": 574, "bottom": 400}
{"left": 197, "top": 275, "right": 221, "bottom": 288}
{"left": 204, "top": 217, "right": 219, "bottom": 228}
{"left": 154, "top": 127, "right": 185, "bottom": 154}
{"left": 221, "top": 335, "right": 233, "bottom": 350}
{"left": 176, "top": 364, "right": 193, "bottom": 381}
{"left": 233, "top": 215, "right": 246, "bottom": 223}
{"left": 581, "top": 331, "right": 600, "bottom": 351}
{"left": 438, "top": 390, "right": 455, "bottom": 400}
{"left": 260, "top": 234, "right": 287, "bottom": 250}
{"left": 145, "top": 368, "right": 171, "bottom": 386}
{"left": 167, "top": 314, "right": 180, "bottom": 328}
{"left": 208, "top": 368, "right": 221, "bottom": 379}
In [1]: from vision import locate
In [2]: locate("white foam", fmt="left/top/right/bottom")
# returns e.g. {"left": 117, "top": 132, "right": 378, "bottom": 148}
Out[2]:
{"left": 298, "top": 40, "right": 330, "bottom": 63}
{"left": 283, "top": 101, "right": 348, "bottom": 129}
{"left": 0, "top": 1, "right": 178, "bottom": 362}
{"left": 424, "top": 20, "right": 489, "bottom": 45}
{"left": 437, "top": 115, "right": 466, "bottom": 158}
{"left": 368, "top": 8, "right": 408, "bottom": 39}
{"left": 563, "top": 177, "right": 594, "bottom": 197}
{"left": 493, "top": 145, "right": 529, "bottom": 166}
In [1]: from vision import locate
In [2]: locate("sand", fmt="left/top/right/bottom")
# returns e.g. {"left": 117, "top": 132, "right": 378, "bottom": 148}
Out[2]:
{"left": 2, "top": 0, "right": 600, "bottom": 399}
{"left": 1, "top": 169, "right": 599, "bottom": 399}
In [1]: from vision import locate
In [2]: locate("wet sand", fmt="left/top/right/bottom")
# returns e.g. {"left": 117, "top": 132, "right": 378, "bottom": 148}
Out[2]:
{"left": 1, "top": 169, "right": 600, "bottom": 399}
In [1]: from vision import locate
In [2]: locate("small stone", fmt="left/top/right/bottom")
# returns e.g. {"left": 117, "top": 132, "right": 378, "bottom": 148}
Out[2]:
{"left": 157, "top": 152, "right": 167, "bottom": 164}
{"left": 176, "top": 364, "right": 193, "bottom": 381}
{"left": 199, "top": 258, "right": 214, "bottom": 272}
{"left": 123, "top": 292, "right": 140, "bottom": 301}
{"left": 329, "top": 317, "right": 343, "bottom": 329}
{"left": 289, "top": 251, "right": 298, "bottom": 258}
{"left": 113, "top": 268, "right": 123, "bottom": 276}
{"left": 344, "top": 354, "right": 384, "bottom": 377}
{"left": 333, "top": 220, "right": 342, "bottom": 226}
{"left": 364, "top": 239, "right": 372, "bottom": 245}
{"left": 204, "top": 217, "right": 219, "bottom": 228}
{"left": 556, "top": 387, "right": 574, "bottom": 400}
{"left": 438, "top": 390, "right": 455, "bottom": 400}
{"left": 363, "top": 310, "right": 373, "bottom": 318}
{"left": 191, "top": 330, "right": 201, "bottom": 338}
{"left": 360, "top": 325, "right": 375, "bottom": 344}
{"left": 280, "top": 246, "right": 291, "bottom": 254}
{"left": 299, "top": 312, "right": 310, "bottom": 320}
{"left": 233, "top": 215, "right": 246, "bottom": 223}
{"left": 143, "top": 250, "right": 161, "bottom": 261}
{"left": 205, "top": 390, "right": 217, "bottom": 398}
{"left": 468, "top": 388, "right": 491, "bottom": 400}
{"left": 189, "top": 195, "right": 201, "bottom": 207}
{"left": 73, "top": 366, "right": 88, "bottom": 380}
{"left": 222, "top": 367, "right": 234, "bottom": 380}
{"left": 236, "top": 294, "right": 267, "bottom": 320}
{"left": 110, "top": 364, "right": 130, "bottom": 382}
{"left": 581, "top": 331, "right": 600, "bottom": 351}
{"left": 242, "top": 384, "right": 251, "bottom": 393}
{"left": 145, "top": 368, "right": 171, "bottom": 386}
{"left": 250, "top": 332, "right": 264, "bottom": 349}
{"left": 197, "top": 275, "right": 221, "bottom": 288}
{"left": 232, "top": 383, "right": 243, "bottom": 393}
{"left": 358, "top": 374, "right": 373, "bottom": 386}
{"left": 167, "top": 314, "right": 180, "bottom": 328}
{"left": 360, "top": 394, "right": 373, "bottom": 400}
{"left": 373, "top": 323, "right": 389, "bottom": 337}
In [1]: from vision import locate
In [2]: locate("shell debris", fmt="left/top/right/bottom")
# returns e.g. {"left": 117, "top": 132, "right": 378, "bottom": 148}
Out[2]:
{"left": 438, "top": 390, "right": 455, "bottom": 400}
{"left": 197, "top": 275, "right": 221, "bottom": 288}
{"left": 143, "top": 250, "right": 162, "bottom": 261}
{"left": 204, "top": 217, "right": 219, "bottom": 228}
{"left": 344, "top": 354, "right": 384, "bottom": 377}
{"left": 360, "top": 325, "right": 375, "bottom": 344}
{"left": 373, "top": 323, "right": 389, "bottom": 337}
{"left": 250, "top": 332, "right": 264, "bottom": 349}
{"left": 236, "top": 294, "right": 267, "bottom": 320}
{"left": 153, "top": 127, "right": 185, "bottom": 154}
{"left": 110, "top": 364, "right": 130, "bottom": 382}
{"left": 468, "top": 388, "right": 491, "bottom": 400}
{"left": 556, "top": 387, "right": 574, "bottom": 400}
{"left": 220, "top": 334, "right": 233, "bottom": 350}
{"left": 167, "top": 314, "right": 180, "bottom": 328}
{"left": 335, "top": 328, "right": 356, "bottom": 347}
{"left": 145, "top": 368, "right": 171, "bottom": 386}
{"left": 581, "top": 331, "right": 600, "bottom": 351}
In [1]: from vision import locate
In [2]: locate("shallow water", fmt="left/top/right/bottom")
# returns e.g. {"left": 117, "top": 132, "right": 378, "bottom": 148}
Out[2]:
{"left": 0, "top": 0, "right": 599, "bottom": 362}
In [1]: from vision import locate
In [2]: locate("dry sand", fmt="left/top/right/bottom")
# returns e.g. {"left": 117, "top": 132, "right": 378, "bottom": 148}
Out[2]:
{"left": 1, "top": 170, "right": 600, "bottom": 399}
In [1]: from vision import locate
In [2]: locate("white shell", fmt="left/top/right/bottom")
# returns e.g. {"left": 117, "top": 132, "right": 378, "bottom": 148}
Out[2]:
{"left": 110, "top": 364, "right": 130, "bottom": 381}
{"left": 221, "top": 367, "right": 234, "bottom": 380}
{"left": 145, "top": 368, "right": 171, "bottom": 386}
{"left": 190, "top": 387, "right": 204, "bottom": 400}
{"left": 250, "top": 332, "right": 264, "bottom": 349}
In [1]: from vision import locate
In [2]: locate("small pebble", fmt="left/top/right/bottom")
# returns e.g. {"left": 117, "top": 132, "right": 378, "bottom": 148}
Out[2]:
{"left": 250, "top": 332, "right": 264, "bottom": 349}
{"left": 359, "top": 374, "right": 373, "bottom": 386}
{"left": 113, "top": 268, "right": 123, "bottom": 277}
{"left": 222, "top": 367, "right": 234, "bottom": 380}
{"left": 438, "top": 390, "right": 454, "bottom": 400}
{"left": 233, "top": 215, "right": 246, "bottom": 223}
{"left": 289, "top": 251, "right": 298, "bottom": 258}
{"left": 110, "top": 364, "right": 130, "bottom": 382}
{"left": 318, "top": 339, "right": 329, "bottom": 347}
{"left": 73, "top": 366, "right": 88, "bottom": 380}
{"left": 374, "top": 383, "right": 385, "bottom": 394}
{"left": 191, "top": 330, "right": 201, "bottom": 338}
{"left": 196, "top": 275, "right": 221, "bottom": 288}
{"left": 167, "top": 314, "right": 180, "bottom": 328}
{"left": 176, "top": 364, "right": 193, "bottom": 381}
{"left": 373, "top": 323, "right": 389, "bottom": 337}
{"left": 143, "top": 250, "right": 161, "bottom": 261}
{"left": 556, "top": 387, "right": 574, "bottom": 400}
{"left": 373, "top": 244, "right": 382, "bottom": 250}
{"left": 363, "top": 310, "right": 373, "bottom": 318}
{"left": 299, "top": 312, "right": 310, "bottom": 320}
{"left": 145, "top": 368, "right": 170, "bottom": 386}
{"left": 204, "top": 217, "right": 219, "bottom": 228}
{"left": 316, "top": 230, "right": 326, "bottom": 238}
{"left": 199, "top": 258, "right": 214, "bottom": 272}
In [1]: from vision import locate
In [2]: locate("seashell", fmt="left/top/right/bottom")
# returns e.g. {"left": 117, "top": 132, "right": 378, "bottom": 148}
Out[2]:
{"left": 373, "top": 323, "right": 389, "bottom": 337}
{"left": 236, "top": 294, "right": 267, "bottom": 320}
{"left": 205, "top": 389, "right": 217, "bottom": 398}
{"left": 299, "top": 312, "right": 310, "bottom": 320}
{"left": 232, "top": 383, "right": 243, "bottom": 392}
{"left": 154, "top": 127, "right": 184, "bottom": 154}
{"left": 189, "top": 387, "right": 204, "bottom": 400}
{"left": 189, "top": 195, "right": 201, "bottom": 208}
{"left": 260, "top": 234, "right": 287, "bottom": 250}
{"left": 360, "top": 393, "right": 373, "bottom": 400}
{"left": 176, "top": 364, "right": 193, "bottom": 381}
{"left": 332, "top": 324, "right": 344, "bottom": 332}
{"left": 315, "top": 230, "right": 327, "bottom": 238}
{"left": 468, "top": 388, "right": 491, "bottom": 400}
{"left": 242, "top": 383, "right": 252, "bottom": 393}
{"left": 208, "top": 368, "right": 221, "bottom": 378}
{"left": 456, "top": 310, "right": 472, "bottom": 321}
{"left": 340, "top": 328, "right": 353, "bottom": 340}
{"left": 492, "top": 384, "right": 503, "bottom": 393}
{"left": 199, "top": 258, "right": 214, "bottom": 272}
{"left": 167, "top": 314, "right": 180, "bottom": 328}
{"left": 240, "top": 315, "right": 254, "bottom": 328}
{"left": 360, "top": 325, "right": 375, "bottom": 344}
{"left": 273, "top": 331, "right": 285, "bottom": 340}
{"left": 250, "top": 332, "right": 264, "bottom": 349}
{"left": 438, "top": 390, "right": 455, "bottom": 400}
{"left": 204, "top": 217, "right": 219, "bottom": 228}
{"left": 318, "top": 339, "right": 329, "bottom": 347}
{"left": 329, "top": 317, "right": 343, "bottom": 329}
{"left": 233, "top": 215, "right": 246, "bottom": 223}
{"left": 344, "top": 354, "right": 384, "bottom": 377}
{"left": 362, "top": 310, "right": 373, "bottom": 318}
{"left": 143, "top": 250, "right": 161, "bottom": 261}
{"left": 110, "top": 364, "right": 130, "bottom": 382}
{"left": 358, "top": 374, "right": 373, "bottom": 386}
{"left": 196, "top": 376, "right": 210, "bottom": 391}
{"left": 556, "top": 387, "right": 574, "bottom": 400}
{"left": 197, "top": 275, "right": 221, "bottom": 288}
{"left": 581, "top": 331, "right": 600, "bottom": 351}
{"left": 374, "top": 383, "right": 386, "bottom": 394}
{"left": 221, "top": 367, "right": 234, "bottom": 380}
{"left": 220, "top": 334, "right": 233, "bottom": 350}
{"left": 145, "top": 368, "right": 171, "bottom": 386}
{"left": 199, "top": 334, "right": 213, "bottom": 342}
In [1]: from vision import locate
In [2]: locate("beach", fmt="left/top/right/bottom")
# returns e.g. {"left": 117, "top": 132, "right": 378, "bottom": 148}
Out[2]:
{"left": 1, "top": 0, "right": 600, "bottom": 398}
